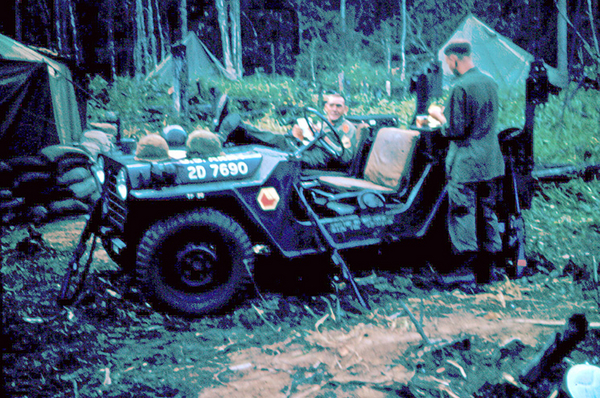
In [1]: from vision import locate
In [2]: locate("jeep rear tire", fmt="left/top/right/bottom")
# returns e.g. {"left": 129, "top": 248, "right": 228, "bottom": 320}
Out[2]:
{"left": 136, "top": 209, "right": 254, "bottom": 316}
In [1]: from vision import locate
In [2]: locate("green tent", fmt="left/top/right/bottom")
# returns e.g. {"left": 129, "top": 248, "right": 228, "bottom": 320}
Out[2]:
{"left": 0, "top": 33, "right": 83, "bottom": 158}
{"left": 146, "top": 32, "right": 235, "bottom": 84}
{"left": 438, "top": 15, "right": 565, "bottom": 91}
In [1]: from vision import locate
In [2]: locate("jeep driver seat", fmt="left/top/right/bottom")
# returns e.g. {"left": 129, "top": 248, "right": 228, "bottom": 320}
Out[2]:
{"left": 318, "top": 127, "right": 420, "bottom": 194}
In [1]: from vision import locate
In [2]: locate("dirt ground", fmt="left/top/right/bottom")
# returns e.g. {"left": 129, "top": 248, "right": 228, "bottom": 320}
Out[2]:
{"left": 2, "top": 216, "right": 599, "bottom": 398}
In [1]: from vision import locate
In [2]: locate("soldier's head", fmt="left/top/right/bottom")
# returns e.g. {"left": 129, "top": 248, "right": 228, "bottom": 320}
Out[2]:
{"left": 323, "top": 93, "right": 348, "bottom": 123}
{"left": 443, "top": 40, "right": 474, "bottom": 77}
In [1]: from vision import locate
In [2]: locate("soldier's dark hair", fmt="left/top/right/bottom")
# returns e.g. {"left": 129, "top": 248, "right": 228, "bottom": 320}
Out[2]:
{"left": 325, "top": 92, "right": 346, "bottom": 103}
{"left": 444, "top": 41, "right": 472, "bottom": 58}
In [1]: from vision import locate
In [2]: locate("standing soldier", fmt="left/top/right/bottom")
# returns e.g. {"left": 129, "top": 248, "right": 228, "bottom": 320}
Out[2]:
{"left": 428, "top": 40, "right": 505, "bottom": 284}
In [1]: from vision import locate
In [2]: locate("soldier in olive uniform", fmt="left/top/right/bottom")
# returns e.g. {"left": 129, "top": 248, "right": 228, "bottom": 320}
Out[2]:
{"left": 217, "top": 94, "right": 358, "bottom": 169}
{"left": 428, "top": 41, "right": 505, "bottom": 284}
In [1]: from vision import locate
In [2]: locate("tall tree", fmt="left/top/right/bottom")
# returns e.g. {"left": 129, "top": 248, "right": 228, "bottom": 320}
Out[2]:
{"left": 180, "top": 0, "right": 188, "bottom": 40}
{"left": 106, "top": 0, "right": 117, "bottom": 80}
{"left": 134, "top": 0, "right": 147, "bottom": 76}
{"left": 399, "top": 0, "right": 406, "bottom": 83}
{"left": 147, "top": 0, "right": 158, "bottom": 67}
{"left": 216, "top": 0, "right": 243, "bottom": 79}
{"left": 557, "top": 0, "right": 568, "bottom": 78}
{"left": 154, "top": 0, "right": 166, "bottom": 60}
{"left": 340, "top": 0, "right": 346, "bottom": 33}
{"left": 66, "top": 0, "right": 82, "bottom": 64}
{"left": 55, "top": 0, "right": 65, "bottom": 54}
{"left": 15, "top": 0, "right": 22, "bottom": 41}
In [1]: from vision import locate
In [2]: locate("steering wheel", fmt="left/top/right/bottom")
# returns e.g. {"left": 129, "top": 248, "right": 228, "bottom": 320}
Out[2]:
{"left": 302, "top": 107, "right": 345, "bottom": 159}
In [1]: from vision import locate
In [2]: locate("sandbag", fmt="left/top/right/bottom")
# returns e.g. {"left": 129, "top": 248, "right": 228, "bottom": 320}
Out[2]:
{"left": 56, "top": 156, "right": 93, "bottom": 176}
{"left": 88, "top": 122, "right": 118, "bottom": 136}
{"left": 12, "top": 172, "right": 56, "bottom": 195}
{"left": 0, "top": 161, "right": 12, "bottom": 173}
{"left": 48, "top": 198, "right": 90, "bottom": 215}
{"left": 68, "top": 176, "right": 98, "bottom": 200}
{"left": 57, "top": 167, "right": 91, "bottom": 186}
{"left": 41, "top": 145, "right": 92, "bottom": 163}
{"left": 88, "top": 190, "right": 101, "bottom": 204}
{"left": 5, "top": 156, "right": 50, "bottom": 173}
{"left": 0, "top": 162, "right": 13, "bottom": 188}
{"left": 0, "top": 197, "right": 24, "bottom": 210}
{"left": 28, "top": 205, "right": 49, "bottom": 224}
{"left": 80, "top": 130, "right": 113, "bottom": 159}
{"left": 0, "top": 189, "right": 12, "bottom": 200}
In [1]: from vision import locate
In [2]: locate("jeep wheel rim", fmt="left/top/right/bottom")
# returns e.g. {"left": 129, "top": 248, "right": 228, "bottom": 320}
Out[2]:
{"left": 174, "top": 243, "right": 218, "bottom": 289}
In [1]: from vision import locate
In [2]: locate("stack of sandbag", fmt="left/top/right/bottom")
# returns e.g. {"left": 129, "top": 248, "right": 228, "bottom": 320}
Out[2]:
{"left": 80, "top": 129, "right": 115, "bottom": 159}
{"left": 0, "top": 129, "right": 113, "bottom": 224}
{"left": 0, "top": 155, "right": 58, "bottom": 224}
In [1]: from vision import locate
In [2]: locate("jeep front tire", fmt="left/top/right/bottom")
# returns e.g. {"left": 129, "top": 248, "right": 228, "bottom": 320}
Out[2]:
{"left": 136, "top": 209, "right": 254, "bottom": 316}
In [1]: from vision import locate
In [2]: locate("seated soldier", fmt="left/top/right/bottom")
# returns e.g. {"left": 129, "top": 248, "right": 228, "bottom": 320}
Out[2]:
{"left": 215, "top": 93, "right": 358, "bottom": 170}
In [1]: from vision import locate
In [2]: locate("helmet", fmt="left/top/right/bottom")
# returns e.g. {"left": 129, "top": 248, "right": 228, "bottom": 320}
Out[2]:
{"left": 161, "top": 125, "right": 188, "bottom": 147}
{"left": 186, "top": 129, "right": 223, "bottom": 158}
{"left": 134, "top": 134, "right": 170, "bottom": 162}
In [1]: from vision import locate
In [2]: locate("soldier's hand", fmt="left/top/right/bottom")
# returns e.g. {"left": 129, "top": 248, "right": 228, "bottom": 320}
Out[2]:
{"left": 292, "top": 125, "right": 304, "bottom": 140}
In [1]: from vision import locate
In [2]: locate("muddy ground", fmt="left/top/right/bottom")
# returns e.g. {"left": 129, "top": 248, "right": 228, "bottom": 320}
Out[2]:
{"left": 2, "top": 216, "right": 599, "bottom": 398}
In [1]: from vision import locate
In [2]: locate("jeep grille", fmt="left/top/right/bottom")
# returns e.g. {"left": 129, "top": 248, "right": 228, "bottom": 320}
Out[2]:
{"left": 105, "top": 171, "right": 127, "bottom": 232}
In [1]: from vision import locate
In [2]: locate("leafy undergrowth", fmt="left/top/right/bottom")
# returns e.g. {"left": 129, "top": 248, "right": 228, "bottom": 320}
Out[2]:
{"left": 2, "top": 219, "right": 599, "bottom": 398}
{"left": 523, "top": 178, "right": 600, "bottom": 282}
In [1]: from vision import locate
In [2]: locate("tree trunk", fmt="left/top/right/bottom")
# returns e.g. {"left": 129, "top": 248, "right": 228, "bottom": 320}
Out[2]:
{"left": 230, "top": 0, "right": 242, "bottom": 78}
{"left": 180, "top": 0, "right": 188, "bottom": 41}
{"left": 54, "top": 0, "right": 64, "bottom": 53}
{"left": 147, "top": 0, "right": 158, "bottom": 68}
{"left": 557, "top": 0, "right": 568, "bottom": 77}
{"left": 309, "top": 39, "right": 316, "bottom": 85}
{"left": 154, "top": 0, "right": 166, "bottom": 61}
{"left": 15, "top": 0, "right": 22, "bottom": 41}
{"left": 134, "top": 0, "right": 148, "bottom": 76}
{"left": 216, "top": 0, "right": 234, "bottom": 74}
{"left": 67, "top": 0, "right": 82, "bottom": 65}
{"left": 586, "top": 0, "right": 600, "bottom": 60}
{"left": 107, "top": 0, "right": 117, "bottom": 80}
{"left": 400, "top": 0, "right": 407, "bottom": 83}
{"left": 216, "top": 0, "right": 242, "bottom": 79}
{"left": 340, "top": 0, "right": 346, "bottom": 33}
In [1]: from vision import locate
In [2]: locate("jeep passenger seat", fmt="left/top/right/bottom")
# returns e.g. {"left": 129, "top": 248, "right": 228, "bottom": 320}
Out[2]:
{"left": 318, "top": 128, "right": 420, "bottom": 193}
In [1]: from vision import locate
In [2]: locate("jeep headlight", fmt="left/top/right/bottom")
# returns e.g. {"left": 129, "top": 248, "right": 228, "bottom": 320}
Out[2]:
{"left": 116, "top": 168, "right": 128, "bottom": 200}
{"left": 94, "top": 156, "right": 105, "bottom": 185}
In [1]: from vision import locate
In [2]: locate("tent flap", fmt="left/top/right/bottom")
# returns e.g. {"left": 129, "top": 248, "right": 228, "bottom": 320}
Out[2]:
{"left": 0, "top": 60, "right": 59, "bottom": 157}
{"left": 146, "top": 32, "right": 235, "bottom": 85}
{"left": 0, "top": 33, "right": 82, "bottom": 159}
{"left": 438, "top": 15, "right": 564, "bottom": 91}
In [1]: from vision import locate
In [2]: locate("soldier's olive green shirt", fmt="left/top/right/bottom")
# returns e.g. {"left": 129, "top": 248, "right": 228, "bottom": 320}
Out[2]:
{"left": 442, "top": 68, "right": 505, "bottom": 183}
{"left": 301, "top": 117, "right": 358, "bottom": 168}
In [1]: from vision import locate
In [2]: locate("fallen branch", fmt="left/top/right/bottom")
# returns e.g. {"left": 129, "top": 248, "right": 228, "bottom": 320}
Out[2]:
{"left": 400, "top": 299, "right": 433, "bottom": 345}
{"left": 512, "top": 318, "right": 600, "bottom": 329}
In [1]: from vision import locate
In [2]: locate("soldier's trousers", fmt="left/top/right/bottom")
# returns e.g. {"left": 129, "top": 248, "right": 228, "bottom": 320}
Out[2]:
{"left": 447, "top": 179, "right": 502, "bottom": 254}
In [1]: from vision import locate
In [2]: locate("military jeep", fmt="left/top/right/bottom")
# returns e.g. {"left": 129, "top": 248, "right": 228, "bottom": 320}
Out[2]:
{"left": 62, "top": 62, "right": 548, "bottom": 316}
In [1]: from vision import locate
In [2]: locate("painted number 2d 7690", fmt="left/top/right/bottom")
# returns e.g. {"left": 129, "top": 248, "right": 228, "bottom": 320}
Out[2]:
{"left": 187, "top": 161, "right": 249, "bottom": 181}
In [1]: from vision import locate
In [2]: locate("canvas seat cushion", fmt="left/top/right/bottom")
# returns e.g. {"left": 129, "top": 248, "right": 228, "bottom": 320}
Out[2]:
{"left": 318, "top": 175, "right": 395, "bottom": 192}
{"left": 318, "top": 128, "right": 420, "bottom": 192}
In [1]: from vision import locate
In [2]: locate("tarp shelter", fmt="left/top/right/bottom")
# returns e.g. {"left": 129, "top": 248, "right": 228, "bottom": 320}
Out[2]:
{"left": 0, "top": 33, "right": 83, "bottom": 158}
{"left": 438, "top": 15, "right": 564, "bottom": 91}
{"left": 146, "top": 32, "right": 235, "bottom": 85}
